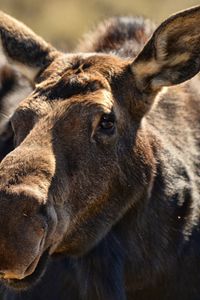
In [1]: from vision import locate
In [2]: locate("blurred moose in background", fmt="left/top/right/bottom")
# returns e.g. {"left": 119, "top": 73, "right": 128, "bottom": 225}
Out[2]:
{"left": 0, "top": 61, "right": 32, "bottom": 161}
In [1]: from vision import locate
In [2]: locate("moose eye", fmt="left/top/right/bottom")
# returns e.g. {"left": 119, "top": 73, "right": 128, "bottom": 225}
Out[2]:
{"left": 99, "top": 113, "right": 115, "bottom": 133}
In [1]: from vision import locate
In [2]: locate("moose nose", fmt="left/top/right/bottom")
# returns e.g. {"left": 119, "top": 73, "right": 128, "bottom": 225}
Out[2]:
{"left": 0, "top": 233, "right": 45, "bottom": 280}
{"left": 0, "top": 140, "right": 55, "bottom": 280}
{"left": 0, "top": 189, "right": 47, "bottom": 280}
{"left": 0, "top": 253, "right": 41, "bottom": 280}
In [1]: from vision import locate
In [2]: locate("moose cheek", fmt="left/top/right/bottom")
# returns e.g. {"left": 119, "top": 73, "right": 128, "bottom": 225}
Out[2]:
{"left": 91, "top": 127, "right": 118, "bottom": 146}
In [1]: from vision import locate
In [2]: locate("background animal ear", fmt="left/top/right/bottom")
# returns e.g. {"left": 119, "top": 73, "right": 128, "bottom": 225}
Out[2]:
{"left": 131, "top": 6, "right": 200, "bottom": 93}
{"left": 0, "top": 11, "right": 58, "bottom": 82}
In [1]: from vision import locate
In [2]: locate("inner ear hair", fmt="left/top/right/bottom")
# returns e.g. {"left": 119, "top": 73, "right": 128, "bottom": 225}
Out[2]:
{"left": 131, "top": 5, "right": 200, "bottom": 92}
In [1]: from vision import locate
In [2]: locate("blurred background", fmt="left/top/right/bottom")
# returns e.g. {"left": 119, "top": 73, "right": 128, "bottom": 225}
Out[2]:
{"left": 0, "top": 0, "right": 199, "bottom": 51}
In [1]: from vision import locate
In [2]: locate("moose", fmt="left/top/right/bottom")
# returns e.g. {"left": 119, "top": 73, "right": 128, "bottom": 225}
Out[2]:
{"left": 0, "top": 5, "right": 200, "bottom": 300}
{"left": 0, "top": 63, "right": 32, "bottom": 161}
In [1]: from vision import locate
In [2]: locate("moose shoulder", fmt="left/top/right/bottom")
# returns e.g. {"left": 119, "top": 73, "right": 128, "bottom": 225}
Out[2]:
{"left": 0, "top": 6, "right": 200, "bottom": 300}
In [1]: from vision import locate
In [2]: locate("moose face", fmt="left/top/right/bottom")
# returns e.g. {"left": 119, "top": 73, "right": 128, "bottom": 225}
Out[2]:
{"left": 0, "top": 53, "right": 154, "bottom": 289}
{"left": 0, "top": 6, "right": 200, "bottom": 289}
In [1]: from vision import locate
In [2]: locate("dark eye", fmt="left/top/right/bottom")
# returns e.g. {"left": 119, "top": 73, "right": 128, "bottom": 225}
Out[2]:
{"left": 99, "top": 113, "right": 115, "bottom": 133}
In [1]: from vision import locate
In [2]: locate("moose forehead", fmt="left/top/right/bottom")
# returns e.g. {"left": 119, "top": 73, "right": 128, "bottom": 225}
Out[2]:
{"left": 19, "top": 53, "right": 130, "bottom": 111}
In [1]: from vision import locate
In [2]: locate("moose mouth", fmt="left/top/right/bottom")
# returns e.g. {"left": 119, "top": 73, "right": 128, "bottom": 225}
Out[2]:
{"left": 2, "top": 250, "right": 49, "bottom": 290}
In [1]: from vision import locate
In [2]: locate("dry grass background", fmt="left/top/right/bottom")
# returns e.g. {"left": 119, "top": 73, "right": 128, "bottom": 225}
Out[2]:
{"left": 0, "top": 0, "right": 199, "bottom": 51}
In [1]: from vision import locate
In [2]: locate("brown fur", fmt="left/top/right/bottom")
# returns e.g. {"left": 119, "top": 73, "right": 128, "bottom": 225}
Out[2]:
{"left": 0, "top": 6, "right": 200, "bottom": 300}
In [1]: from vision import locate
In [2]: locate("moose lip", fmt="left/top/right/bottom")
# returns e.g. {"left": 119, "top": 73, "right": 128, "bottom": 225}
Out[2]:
{"left": 2, "top": 250, "right": 49, "bottom": 290}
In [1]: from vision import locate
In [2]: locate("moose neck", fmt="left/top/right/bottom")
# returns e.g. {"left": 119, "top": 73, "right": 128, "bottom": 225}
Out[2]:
{"left": 114, "top": 82, "right": 200, "bottom": 292}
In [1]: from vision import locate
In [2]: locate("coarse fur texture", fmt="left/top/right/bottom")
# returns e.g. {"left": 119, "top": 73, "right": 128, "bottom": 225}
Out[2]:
{"left": 1, "top": 6, "right": 200, "bottom": 300}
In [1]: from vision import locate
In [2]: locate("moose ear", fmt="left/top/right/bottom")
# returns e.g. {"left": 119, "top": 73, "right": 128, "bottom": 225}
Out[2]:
{"left": 131, "top": 6, "right": 200, "bottom": 92}
{"left": 0, "top": 11, "right": 58, "bottom": 82}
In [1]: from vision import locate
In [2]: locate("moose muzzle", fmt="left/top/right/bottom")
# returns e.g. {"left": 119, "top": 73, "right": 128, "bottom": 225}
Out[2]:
{"left": 0, "top": 142, "right": 56, "bottom": 280}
